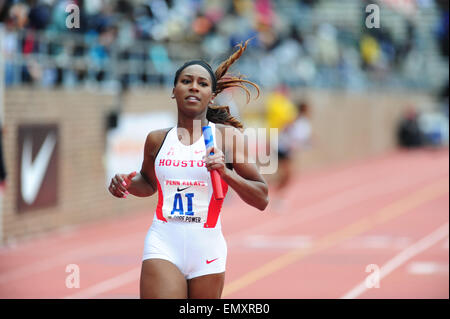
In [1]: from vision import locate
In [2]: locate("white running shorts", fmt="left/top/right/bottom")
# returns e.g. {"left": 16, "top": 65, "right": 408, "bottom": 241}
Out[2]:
{"left": 142, "top": 219, "right": 227, "bottom": 279}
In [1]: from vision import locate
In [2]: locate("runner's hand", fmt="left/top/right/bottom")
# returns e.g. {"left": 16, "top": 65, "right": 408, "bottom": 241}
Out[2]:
{"left": 108, "top": 171, "right": 137, "bottom": 198}
{"left": 204, "top": 146, "right": 226, "bottom": 177}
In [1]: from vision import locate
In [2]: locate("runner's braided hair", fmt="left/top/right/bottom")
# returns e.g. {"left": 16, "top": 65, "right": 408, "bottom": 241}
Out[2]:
{"left": 207, "top": 40, "right": 260, "bottom": 130}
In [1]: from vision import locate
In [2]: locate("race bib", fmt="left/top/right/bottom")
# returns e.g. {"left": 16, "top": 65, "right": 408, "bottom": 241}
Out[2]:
{"left": 162, "top": 179, "right": 210, "bottom": 223}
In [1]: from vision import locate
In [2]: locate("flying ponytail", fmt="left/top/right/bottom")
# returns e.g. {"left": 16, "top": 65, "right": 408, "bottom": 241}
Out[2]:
{"left": 207, "top": 40, "right": 260, "bottom": 130}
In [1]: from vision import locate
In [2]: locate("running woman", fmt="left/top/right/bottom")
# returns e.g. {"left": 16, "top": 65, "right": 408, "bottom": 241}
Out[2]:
{"left": 108, "top": 41, "right": 269, "bottom": 299}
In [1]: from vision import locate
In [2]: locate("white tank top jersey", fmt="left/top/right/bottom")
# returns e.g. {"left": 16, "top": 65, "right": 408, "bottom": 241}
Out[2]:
{"left": 153, "top": 121, "right": 229, "bottom": 229}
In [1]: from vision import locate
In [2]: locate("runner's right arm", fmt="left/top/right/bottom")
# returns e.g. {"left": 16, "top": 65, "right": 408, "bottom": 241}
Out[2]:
{"left": 127, "top": 130, "right": 166, "bottom": 197}
{"left": 109, "top": 130, "right": 166, "bottom": 198}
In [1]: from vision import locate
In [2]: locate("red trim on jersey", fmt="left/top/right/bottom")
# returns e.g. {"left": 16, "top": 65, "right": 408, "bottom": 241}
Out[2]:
{"left": 204, "top": 177, "right": 228, "bottom": 228}
{"left": 155, "top": 179, "right": 167, "bottom": 222}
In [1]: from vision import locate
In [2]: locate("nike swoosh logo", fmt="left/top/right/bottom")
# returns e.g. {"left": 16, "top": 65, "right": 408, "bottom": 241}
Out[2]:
{"left": 177, "top": 186, "right": 191, "bottom": 192}
{"left": 21, "top": 132, "right": 56, "bottom": 204}
{"left": 206, "top": 258, "right": 219, "bottom": 264}
{"left": 194, "top": 150, "right": 203, "bottom": 154}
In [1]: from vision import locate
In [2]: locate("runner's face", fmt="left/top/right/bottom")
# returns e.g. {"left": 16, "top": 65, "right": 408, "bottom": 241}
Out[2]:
{"left": 173, "top": 65, "right": 214, "bottom": 117}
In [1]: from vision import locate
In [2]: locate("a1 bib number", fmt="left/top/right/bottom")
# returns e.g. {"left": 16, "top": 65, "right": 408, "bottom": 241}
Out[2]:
{"left": 171, "top": 192, "right": 195, "bottom": 216}
{"left": 163, "top": 179, "right": 209, "bottom": 223}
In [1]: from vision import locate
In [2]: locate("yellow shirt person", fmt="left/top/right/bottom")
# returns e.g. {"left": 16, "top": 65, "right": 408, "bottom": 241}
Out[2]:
{"left": 265, "top": 89, "right": 298, "bottom": 130}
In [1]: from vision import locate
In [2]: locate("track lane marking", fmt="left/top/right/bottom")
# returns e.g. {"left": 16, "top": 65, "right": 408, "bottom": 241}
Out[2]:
{"left": 0, "top": 232, "right": 142, "bottom": 285}
{"left": 341, "top": 223, "right": 449, "bottom": 299}
{"left": 64, "top": 267, "right": 141, "bottom": 299}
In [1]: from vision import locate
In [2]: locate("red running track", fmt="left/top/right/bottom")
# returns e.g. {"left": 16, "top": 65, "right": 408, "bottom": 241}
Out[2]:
{"left": 0, "top": 148, "right": 448, "bottom": 299}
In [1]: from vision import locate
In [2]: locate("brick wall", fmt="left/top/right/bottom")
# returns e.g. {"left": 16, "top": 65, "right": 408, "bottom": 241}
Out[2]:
{"left": 0, "top": 88, "right": 434, "bottom": 245}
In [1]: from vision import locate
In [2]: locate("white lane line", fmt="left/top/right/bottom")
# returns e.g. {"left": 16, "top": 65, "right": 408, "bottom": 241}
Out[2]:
{"left": 340, "top": 235, "right": 412, "bottom": 250}
{"left": 407, "top": 261, "right": 449, "bottom": 275}
{"left": 0, "top": 233, "right": 142, "bottom": 285}
{"left": 243, "top": 235, "right": 313, "bottom": 249}
{"left": 341, "top": 223, "right": 449, "bottom": 299}
{"left": 64, "top": 266, "right": 141, "bottom": 299}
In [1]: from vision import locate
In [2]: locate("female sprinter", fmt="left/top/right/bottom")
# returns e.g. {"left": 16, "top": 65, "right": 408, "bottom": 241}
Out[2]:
{"left": 108, "top": 41, "right": 269, "bottom": 299}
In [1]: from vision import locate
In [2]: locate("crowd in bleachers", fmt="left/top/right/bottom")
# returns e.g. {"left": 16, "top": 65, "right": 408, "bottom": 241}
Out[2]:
{"left": 0, "top": 0, "right": 448, "bottom": 91}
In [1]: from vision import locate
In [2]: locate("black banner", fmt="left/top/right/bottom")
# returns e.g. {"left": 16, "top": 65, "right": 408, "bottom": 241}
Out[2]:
{"left": 17, "top": 124, "right": 59, "bottom": 213}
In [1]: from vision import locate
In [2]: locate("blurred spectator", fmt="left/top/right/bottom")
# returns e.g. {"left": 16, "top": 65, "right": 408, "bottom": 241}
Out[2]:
{"left": 435, "top": 0, "right": 449, "bottom": 56}
{"left": 28, "top": 0, "right": 51, "bottom": 30}
{"left": 272, "top": 101, "right": 313, "bottom": 210}
{"left": 315, "top": 23, "right": 339, "bottom": 68}
{"left": 418, "top": 110, "right": 449, "bottom": 147}
{"left": 265, "top": 85, "right": 297, "bottom": 130}
{"left": 149, "top": 42, "right": 173, "bottom": 86}
{"left": 396, "top": 107, "right": 423, "bottom": 148}
{"left": 3, "top": 8, "right": 19, "bottom": 86}
{"left": 0, "top": 0, "right": 447, "bottom": 91}
{"left": 8, "top": 2, "right": 29, "bottom": 29}
{"left": 360, "top": 34, "right": 381, "bottom": 70}
{"left": 438, "top": 82, "right": 449, "bottom": 117}
{"left": 0, "top": 125, "right": 6, "bottom": 187}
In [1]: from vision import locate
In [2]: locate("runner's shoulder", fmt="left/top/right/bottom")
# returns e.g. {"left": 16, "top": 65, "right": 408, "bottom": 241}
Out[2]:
{"left": 145, "top": 128, "right": 172, "bottom": 155}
